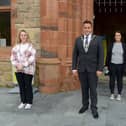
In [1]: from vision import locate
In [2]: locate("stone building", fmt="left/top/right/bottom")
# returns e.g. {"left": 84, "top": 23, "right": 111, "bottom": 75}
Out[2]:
{"left": 0, "top": 0, "right": 126, "bottom": 93}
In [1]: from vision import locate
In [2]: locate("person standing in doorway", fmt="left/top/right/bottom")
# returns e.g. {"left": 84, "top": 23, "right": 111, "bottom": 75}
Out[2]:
{"left": 72, "top": 20, "right": 104, "bottom": 119}
{"left": 105, "top": 31, "right": 126, "bottom": 101}
{"left": 10, "top": 30, "right": 36, "bottom": 109}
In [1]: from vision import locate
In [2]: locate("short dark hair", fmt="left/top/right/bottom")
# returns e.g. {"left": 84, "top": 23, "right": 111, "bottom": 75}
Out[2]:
{"left": 83, "top": 20, "right": 93, "bottom": 26}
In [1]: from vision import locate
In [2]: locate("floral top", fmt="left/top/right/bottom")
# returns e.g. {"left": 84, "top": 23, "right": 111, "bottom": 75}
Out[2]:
{"left": 10, "top": 42, "right": 36, "bottom": 75}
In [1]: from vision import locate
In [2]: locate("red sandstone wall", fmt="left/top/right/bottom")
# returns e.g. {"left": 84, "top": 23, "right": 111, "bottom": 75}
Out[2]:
{"left": 39, "top": 0, "right": 94, "bottom": 93}
{"left": 40, "top": 0, "right": 83, "bottom": 59}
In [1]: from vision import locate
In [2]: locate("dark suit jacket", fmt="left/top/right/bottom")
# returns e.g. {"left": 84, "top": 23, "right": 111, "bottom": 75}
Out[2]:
{"left": 105, "top": 42, "right": 126, "bottom": 68}
{"left": 72, "top": 35, "right": 104, "bottom": 72}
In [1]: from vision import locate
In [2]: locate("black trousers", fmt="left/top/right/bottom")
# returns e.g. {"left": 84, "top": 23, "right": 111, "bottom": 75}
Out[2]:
{"left": 109, "top": 63, "right": 123, "bottom": 94}
{"left": 78, "top": 71, "right": 98, "bottom": 112}
{"left": 15, "top": 72, "right": 33, "bottom": 104}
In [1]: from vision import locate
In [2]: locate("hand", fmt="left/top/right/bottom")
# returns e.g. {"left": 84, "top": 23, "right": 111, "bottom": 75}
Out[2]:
{"left": 104, "top": 66, "right": 108, "bottom": 69}
{"left": 96, "top": 71, "right": 102, "bottom": 77}
{"left": 25, "top": 51, "right": 31, "bottom": 57}
{"left": 16, "top": 64, "right": 23, "bottom": 71}
{"left": 72, "top": 70, "right": 78, "bottom": 78}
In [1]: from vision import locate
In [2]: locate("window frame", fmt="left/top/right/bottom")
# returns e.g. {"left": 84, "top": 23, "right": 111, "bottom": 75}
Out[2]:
{"left": 0, "top": 0, "right": 16, "bottom": 58}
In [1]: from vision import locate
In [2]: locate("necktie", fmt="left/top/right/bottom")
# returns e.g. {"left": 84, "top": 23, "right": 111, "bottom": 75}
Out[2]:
{"left": 84, "top": 35, "right": 88, "bottom": 52}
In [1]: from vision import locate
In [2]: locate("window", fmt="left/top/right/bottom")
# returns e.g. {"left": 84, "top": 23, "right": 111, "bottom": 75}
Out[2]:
{"left": 0, "top": 12, "right": 10, "bottom": 46}
{"left": 0, "top": 0, "right": 10, "bottom": 6}
{"left": 94, "top": 0, "right": 126, "bottom": 13}
{"left": 0, "top": 0, "right": 11, "bottom": 47}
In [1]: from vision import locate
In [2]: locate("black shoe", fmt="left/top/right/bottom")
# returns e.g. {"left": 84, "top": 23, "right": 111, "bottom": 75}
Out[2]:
{"left": 92, "top": 111, "right": 99, "bottom": 119}
{"left": 78, "top": 107, "right": 88, "bottom": 114}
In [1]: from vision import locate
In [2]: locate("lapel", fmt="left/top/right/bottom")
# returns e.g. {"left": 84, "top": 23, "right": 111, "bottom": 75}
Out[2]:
{"left": 80, "top": 35, "right": 85, "bottom": 52}
{"left": 88, "top": 35, "right": 96, "bottom": 49}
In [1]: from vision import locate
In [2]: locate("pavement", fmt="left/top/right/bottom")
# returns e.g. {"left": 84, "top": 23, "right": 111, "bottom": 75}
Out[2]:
{"left": 0, "top": 82, "right": 126, "bottom": 126}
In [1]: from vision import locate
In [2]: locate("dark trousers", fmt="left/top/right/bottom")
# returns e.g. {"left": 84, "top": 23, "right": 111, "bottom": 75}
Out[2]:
{"left": 78, "top": 71, "right": 98, "bottom": 112}
{"left": 15, "top": 72, "right": 33, "bottom": 104}
{"left": 109, "top": 63, "right": 123, "bottom": 94}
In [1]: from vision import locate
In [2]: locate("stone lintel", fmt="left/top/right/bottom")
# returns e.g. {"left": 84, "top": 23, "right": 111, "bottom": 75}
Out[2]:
{"left": 41, "top": 25, "right": 58, "bottom": 31}
{"left": 37, "top": 57, "right": 61, "bottom": 65}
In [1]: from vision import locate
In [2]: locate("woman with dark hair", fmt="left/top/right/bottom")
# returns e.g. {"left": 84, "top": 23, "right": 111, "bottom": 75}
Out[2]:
{"left": 106, "top": 31, "right": 126, "bottom": 101}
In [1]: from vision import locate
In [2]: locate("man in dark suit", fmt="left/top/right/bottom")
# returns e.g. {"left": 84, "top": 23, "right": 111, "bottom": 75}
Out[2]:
{"left": 72, "top": 20, "right": 104, "bottom": 119}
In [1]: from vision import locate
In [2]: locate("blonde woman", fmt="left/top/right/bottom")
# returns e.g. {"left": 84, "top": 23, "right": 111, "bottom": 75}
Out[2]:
{"left": 10, "top": 30, "right": 36, "bottom": 109}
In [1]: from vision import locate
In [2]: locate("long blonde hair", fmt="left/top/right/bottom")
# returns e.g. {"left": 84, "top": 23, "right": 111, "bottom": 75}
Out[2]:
{"left": 17, "top": 29, "right": 31, "bottom": 44}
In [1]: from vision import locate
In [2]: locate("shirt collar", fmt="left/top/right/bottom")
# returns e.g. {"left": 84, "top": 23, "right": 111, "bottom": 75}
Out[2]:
{"left": 84, "top": 34, "right": 92, "bottom": 39}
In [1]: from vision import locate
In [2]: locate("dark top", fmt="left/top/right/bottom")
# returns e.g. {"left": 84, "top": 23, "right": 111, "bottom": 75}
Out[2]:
{"left": 72, "top": 35, "right": 104, "bottom": 72}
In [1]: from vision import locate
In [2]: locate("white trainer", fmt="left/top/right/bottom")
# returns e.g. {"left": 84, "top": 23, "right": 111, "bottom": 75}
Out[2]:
{"left": 116, "top": 94, "right": 121, "bottom": 101}
{"left": 110, "top": 94, "right": 115, "bottom": 100}
{"left": 18, "top": 103, "right": 25, "bottom": 109}
{"left": 25, "top": 104, "right": 32, "bottom": 109}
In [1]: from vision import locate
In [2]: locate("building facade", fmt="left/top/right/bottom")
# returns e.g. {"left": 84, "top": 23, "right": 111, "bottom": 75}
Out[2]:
{"left": 0, "top": 0, "right": 125, "bottom": 93}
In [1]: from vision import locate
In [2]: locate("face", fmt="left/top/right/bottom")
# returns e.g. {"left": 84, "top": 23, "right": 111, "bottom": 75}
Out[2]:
{"left": 19, "top": 31, "right": 28, "bottom": 43}
{"left": 82, "top": 23, "right": 92, "bottom": 35}
{"left": 115, "top": 32, "right": 122, "bottom": 42}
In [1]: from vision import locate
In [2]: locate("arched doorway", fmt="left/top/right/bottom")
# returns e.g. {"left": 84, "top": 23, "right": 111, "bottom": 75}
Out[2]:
{"left": 94, "top": 0, "right": 126, "bottom": 43}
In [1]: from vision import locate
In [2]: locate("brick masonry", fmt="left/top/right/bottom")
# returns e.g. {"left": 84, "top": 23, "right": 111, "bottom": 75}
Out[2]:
{"left": 15, "top": 0, "right": 41, "bottom": 51}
